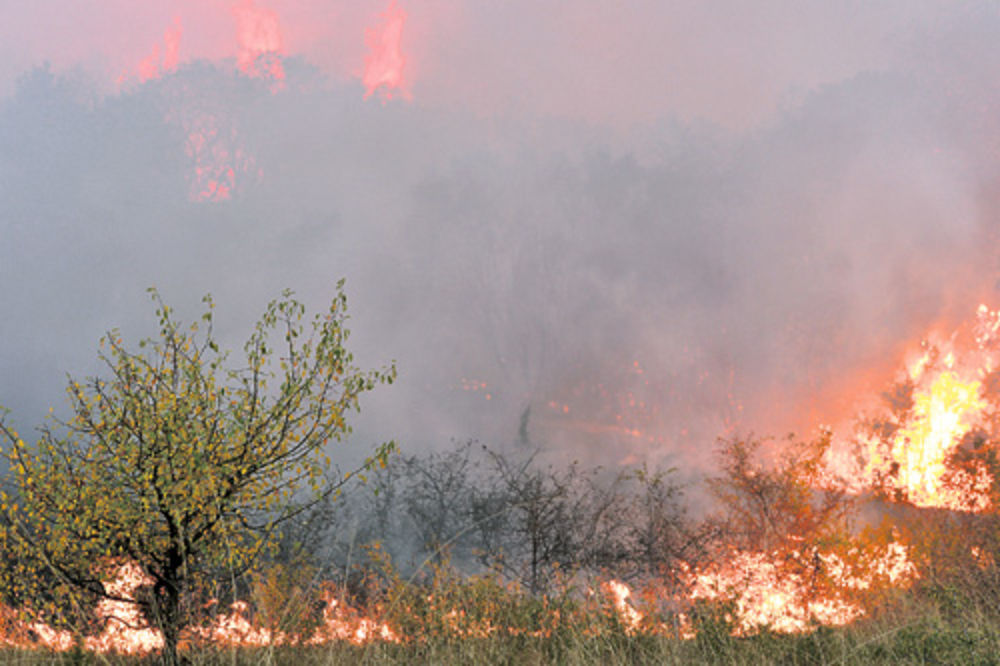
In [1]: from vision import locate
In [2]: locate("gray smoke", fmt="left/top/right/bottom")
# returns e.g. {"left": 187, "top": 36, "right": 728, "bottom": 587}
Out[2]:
{"left": 3, "top": 5, "right": 1000, "bottom": 475}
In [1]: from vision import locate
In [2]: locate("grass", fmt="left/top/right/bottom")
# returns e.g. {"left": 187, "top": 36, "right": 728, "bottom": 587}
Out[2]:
{"left": 5, "top": 577, "right": 1000, "bottom": 666}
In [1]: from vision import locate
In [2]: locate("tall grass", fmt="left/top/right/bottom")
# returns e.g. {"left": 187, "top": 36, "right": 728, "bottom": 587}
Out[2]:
{"left": 6, "top": 563, "right": 1000, "bottom": 666}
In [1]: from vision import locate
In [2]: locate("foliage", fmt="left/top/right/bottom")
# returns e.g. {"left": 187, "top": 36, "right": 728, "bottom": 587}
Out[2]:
{"left": 0, "top": 283, "right": 395, "bottom": 664}
{"left": 708, "top": 432, "right": 854, "bottom": 552}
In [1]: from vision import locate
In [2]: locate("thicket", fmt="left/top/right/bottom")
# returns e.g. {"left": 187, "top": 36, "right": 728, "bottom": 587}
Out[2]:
{"left": 3, "top": 287, "right": 1000, "bottom": 664}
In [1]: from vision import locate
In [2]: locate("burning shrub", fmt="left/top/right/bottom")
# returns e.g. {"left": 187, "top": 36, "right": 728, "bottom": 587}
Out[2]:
{"left": 709, "top": 432, "right": 854, "bottom": 553}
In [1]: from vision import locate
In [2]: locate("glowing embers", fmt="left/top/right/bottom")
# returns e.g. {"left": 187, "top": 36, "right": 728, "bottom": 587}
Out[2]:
{"left": 182, "top": 111, "right": 260, "bottom": 203}
{"left": 232, "top": 0, "right": 286, "bottom": 84}
{"left": 364, "top": 1, "right": 410, "bottom": 102}
{"left": 459, "top": 378, "right": 493, "bottom": 401}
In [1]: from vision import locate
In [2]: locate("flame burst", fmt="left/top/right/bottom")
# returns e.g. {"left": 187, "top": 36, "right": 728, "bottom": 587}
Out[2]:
{"left": 232, "top": 0, "right": 286, "bottom": 83}
{"left": 364, "top": 1, "right": 410, "bottom": 101}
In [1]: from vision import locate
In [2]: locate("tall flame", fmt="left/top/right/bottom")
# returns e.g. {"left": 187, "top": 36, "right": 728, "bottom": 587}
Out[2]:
{"left": 825, "top": 305, "right": 998, "bottom": 512}
{"left": 364, "top": 1, "right": 410, "bottom": 102}
{"left": 889, "top": 369, "right": 988, "bottom": 509}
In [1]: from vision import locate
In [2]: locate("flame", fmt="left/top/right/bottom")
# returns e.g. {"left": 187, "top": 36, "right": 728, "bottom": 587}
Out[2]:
{"left": 232, "top": 0, "right": 286, "bottom": 83}
{"left": 119, "top": 17, "right": 182, "bottom": 85}
{"left": 825, "top": 305, "right": 998, "bottom": 511}
{"left": 599, "top": 580, "right": 644, "bottom": 633}
{"left": 85, "top": 562, "right": 164, "bottom": 654}
{"left": 685, "top": 542, "right": 916, "bottom": 635}
{"left": 364, "top": 1, "right": 410, "bottom": 102}
{"left": 888, "top": 369, "right": 988, "bottom": 509}
{"left": 0, "top": 563, "right": 402, "bottom": 655}
{"left": 307, "top": 593, "right": 399, "bottom": 644}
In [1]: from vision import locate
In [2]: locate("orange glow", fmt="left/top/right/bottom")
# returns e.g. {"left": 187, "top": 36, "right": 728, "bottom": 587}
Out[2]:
{"left": 889, "top": 370, "right": 987, "bottom": 509}
{"left": 364, "top": 1, "right": 410, "bottom": 102}
{"left": 232, "top": 0, "right": 286, "bottom": 83}
{"left": 85, "top": 562, "right": 164, "bottom": 654}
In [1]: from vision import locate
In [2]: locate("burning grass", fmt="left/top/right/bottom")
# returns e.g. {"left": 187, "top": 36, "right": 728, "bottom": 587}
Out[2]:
{"left": 6, "top": 303, "right": 1000, "bottom": 663}
{"left": 2, "top": 574, "right": 1000, "bottom": 665}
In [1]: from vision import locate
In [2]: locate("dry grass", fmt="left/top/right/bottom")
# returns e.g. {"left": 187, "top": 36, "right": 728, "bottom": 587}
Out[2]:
{"left": 4, "top": 571, "right": 1000, "bottom": 666}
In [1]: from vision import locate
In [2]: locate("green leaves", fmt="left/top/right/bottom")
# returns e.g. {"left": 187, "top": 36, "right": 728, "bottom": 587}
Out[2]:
{"left": 0, "top": 281, "right": 396, "bottom": 655}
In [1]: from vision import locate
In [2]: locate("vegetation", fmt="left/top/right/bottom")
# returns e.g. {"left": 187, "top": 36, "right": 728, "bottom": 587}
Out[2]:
{"left": 0, "top": 572, "right": 998, "bottom": 664}
{"left": 3, "top": 290, "right": 1000, "bottom": 664}
{"left": 0, "top": 284, "right": 395, "bottom": 665}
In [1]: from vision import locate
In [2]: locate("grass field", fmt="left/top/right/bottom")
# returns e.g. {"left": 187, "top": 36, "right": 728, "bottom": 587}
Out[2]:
{"left": 3, "top": 574, "right": 999, "bottom": 666}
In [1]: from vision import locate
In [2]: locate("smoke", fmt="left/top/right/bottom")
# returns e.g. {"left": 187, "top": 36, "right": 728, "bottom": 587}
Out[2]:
{"left": 232, "top": 0, "right": 286, "bottom": 82}
{"left": 2, "top": 2, "right": 1000, "bottom": 474}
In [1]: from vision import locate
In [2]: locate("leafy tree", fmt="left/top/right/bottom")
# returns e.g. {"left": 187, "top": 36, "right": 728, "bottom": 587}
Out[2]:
{"left": 0, "top": 282, "right": 395, "bottom": 665}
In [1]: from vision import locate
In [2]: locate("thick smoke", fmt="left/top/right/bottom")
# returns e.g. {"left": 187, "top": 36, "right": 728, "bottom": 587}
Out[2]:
{"left": 2, "top": 4, "right": 1000, "bottom": 474}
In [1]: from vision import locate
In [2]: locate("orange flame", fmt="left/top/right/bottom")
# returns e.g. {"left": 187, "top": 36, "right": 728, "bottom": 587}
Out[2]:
{"left": 599, "top": 580, "right": 644, "bottom": 633}
{"left": 825, "top": 305, "right": 998, "bottom": 511}
{"left": 364, "top": 1, "right": 410, "bottom": 102}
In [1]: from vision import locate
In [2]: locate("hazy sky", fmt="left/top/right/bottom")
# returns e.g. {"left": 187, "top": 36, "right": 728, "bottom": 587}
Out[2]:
{"left": 2, "top": 1, "right": 1000, "bottom": 472}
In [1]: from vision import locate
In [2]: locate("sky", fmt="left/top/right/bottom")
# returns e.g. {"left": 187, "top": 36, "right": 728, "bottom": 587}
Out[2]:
{"left": 3, "top": 1, "right": 1000, "bottom": 474}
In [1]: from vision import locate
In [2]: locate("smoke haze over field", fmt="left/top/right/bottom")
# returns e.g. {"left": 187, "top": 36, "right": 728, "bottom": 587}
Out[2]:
{"left": 3, "top": 2, "right": 1000, "bottom": 471}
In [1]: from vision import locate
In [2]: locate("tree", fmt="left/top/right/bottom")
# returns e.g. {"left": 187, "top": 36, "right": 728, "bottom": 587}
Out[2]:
{"left": 0, "top": 282, "right": 395, "bottom": 665}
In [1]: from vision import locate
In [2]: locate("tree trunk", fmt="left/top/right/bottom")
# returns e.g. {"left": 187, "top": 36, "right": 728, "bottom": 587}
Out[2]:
{"left": 151, "top": 576, "right": 183, "bottom": 666}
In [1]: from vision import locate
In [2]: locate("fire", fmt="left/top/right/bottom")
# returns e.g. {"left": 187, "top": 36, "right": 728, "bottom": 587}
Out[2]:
{"left": 232, "top": 0, "right": 286, "bottom": 84}
{"left": 364, "top": 1, "right": 410, "bottom": 102}
{"left": 887, "top": 369, "right": 988, "bottom": 509}
{"left": 308, "top": 594, "right": 399, "bottom": 644}
{"left": 825, "top": 305, "right": 999, "bottom": 512}
{"left": 600, "top": 580, "right": 644, "bottom": 633}
{"left": 85, "top": 562, "right": 164, "bottom": 654}
{"left": 173, "top": 108, "right": 261, "bottom": 203}
{"left": 120, "top": 17, "right": 182, "bottom": 85}
{"left": 460, "top": 378, "right": 492, "bottom": 400}
{"left": 685, "top": 542, "right": 916, "bottom": 635}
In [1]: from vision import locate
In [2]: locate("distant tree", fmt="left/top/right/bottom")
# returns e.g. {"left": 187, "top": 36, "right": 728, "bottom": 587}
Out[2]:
{"left": 0, "top": 282, "right": 395, "bottom": 665}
